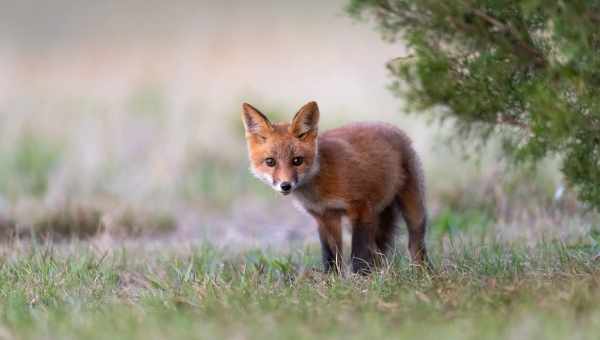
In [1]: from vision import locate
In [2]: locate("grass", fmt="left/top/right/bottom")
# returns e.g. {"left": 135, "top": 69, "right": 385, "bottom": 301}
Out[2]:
{"left": 1, "top": 239, "right": 600, "bottom": 339}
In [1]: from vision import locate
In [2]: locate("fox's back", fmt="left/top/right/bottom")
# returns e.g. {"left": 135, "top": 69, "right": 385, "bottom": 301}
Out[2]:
{"left": 321, "top": 122, "right": 412, "bottom": 155}
{"left": 295, "top": 122, "right": 417, "bottom": 214}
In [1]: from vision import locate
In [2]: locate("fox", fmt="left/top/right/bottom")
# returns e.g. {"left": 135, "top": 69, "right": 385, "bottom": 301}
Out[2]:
{"left": 241, "top": 101, "right": 429, "bottom": 274}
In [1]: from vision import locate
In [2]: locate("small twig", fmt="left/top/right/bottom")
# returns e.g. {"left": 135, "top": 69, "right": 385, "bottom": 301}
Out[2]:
{"left": 496, "top": 114, "right": 529, "bottom": 130}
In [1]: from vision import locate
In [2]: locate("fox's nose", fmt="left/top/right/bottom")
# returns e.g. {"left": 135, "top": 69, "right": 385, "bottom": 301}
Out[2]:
{"left": 280, "top": 182, "right": 292, "bottom": 192}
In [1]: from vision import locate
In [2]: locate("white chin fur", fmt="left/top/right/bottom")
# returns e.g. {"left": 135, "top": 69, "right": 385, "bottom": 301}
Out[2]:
{"left": 249, "top": 166, "right": 282, "bottom": 192}
{"left": 250, "top": 167, "right": 274, "bottom": 186}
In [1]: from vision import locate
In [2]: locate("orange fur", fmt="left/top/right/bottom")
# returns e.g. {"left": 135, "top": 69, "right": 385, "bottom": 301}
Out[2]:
{"left": 242, "top": 101, "right": 429, "bottom": 274}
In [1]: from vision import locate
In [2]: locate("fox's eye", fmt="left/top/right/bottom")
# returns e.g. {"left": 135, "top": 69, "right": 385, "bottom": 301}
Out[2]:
{"left": 292, "top": 157, "right": 304, "bottom": 166}
{"left": 265, "top": 158, "right": 276, "bottom": 167}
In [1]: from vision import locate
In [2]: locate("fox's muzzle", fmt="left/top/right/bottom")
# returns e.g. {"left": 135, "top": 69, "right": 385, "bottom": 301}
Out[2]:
{"left": 280, "top": 182, "right": 293, "bottom": 195}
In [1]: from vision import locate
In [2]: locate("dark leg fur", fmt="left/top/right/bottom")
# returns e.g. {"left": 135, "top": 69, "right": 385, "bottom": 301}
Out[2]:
{"left": 351, "top": 225, "right": 374, "bottom": 275}
{"left": 375, "top": 204, "right": 398, "bottom": 256}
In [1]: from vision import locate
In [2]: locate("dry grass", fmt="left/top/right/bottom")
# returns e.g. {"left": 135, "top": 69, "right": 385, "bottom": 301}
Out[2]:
{"left": 0, "top": 216, "right": 16, "bottom": 241}
{"left": 2, "top": 202, "right": 177, "bottom": 241}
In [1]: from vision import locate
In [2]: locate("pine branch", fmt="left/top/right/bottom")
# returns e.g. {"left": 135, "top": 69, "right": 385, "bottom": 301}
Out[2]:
{"left": 470, "top": 9, "right": 546, "bottom": 68}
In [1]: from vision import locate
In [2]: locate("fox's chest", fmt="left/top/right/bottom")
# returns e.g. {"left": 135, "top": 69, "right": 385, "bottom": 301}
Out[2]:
{"left": 292, "top": 187, "right": 347, "bottom": 215}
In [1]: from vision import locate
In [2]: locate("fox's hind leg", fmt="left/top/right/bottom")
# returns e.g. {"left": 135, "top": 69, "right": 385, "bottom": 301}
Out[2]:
{"left": 348, "top": 205, "right": 379, "bottom": 275}
{"left": 350, "top": 225, "right": 374, "bottom": 275}
{"left": 397, "top": 181, "right": 430, "bottom": 269}
{"left": 375, "top": 204, "right": 399, "bottom": 260}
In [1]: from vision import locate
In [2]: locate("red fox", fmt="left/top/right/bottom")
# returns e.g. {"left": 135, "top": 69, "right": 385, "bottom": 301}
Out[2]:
{"left": 242, "top": 101, "right": 429, "bottom": 274}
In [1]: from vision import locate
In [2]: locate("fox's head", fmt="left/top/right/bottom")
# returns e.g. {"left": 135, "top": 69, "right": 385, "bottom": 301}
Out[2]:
{"left": 242, "top": 101, "right": 320, "bottom": 195}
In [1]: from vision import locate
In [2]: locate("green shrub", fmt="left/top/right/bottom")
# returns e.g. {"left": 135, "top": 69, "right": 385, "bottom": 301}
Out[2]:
{"left": 349, "top": 0, "right": 600, "bottom": 210}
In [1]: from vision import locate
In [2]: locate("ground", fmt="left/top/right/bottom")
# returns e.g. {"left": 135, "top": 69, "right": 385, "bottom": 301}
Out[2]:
{"left": 1, "top": 237, "right": 599, "bottom": 340}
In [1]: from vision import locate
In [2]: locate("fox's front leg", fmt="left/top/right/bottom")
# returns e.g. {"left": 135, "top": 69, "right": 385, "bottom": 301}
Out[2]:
{"left": 312, "top": 211, "right": 343, "bottom": 273}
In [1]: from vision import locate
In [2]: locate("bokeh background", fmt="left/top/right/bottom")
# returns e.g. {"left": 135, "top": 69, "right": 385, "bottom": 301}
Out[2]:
{"left": 0, "top": 0, "right": 593, "bottom": 249}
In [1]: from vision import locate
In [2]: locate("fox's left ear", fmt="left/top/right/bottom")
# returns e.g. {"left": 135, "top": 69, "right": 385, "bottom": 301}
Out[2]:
{"left": 291, "top": 101, "right": 320, "bottom": 139}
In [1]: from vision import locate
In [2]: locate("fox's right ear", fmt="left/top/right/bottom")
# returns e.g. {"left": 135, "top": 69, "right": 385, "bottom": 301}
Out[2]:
{"left": 242, "top": 103, "right": 273, "bottom": 137}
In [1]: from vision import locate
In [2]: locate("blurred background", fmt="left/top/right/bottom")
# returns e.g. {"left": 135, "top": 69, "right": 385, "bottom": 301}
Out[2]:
{"left": 0, "top": 0, "right": 593, "bottom": 249}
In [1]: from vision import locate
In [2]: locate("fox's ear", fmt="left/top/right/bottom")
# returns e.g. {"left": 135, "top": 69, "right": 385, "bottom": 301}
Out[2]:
{"left": 242, "top": 103, "right": 273, "bottom": 137}
{"left": 291, "top": 101, "right": 319, "bottom": 139}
